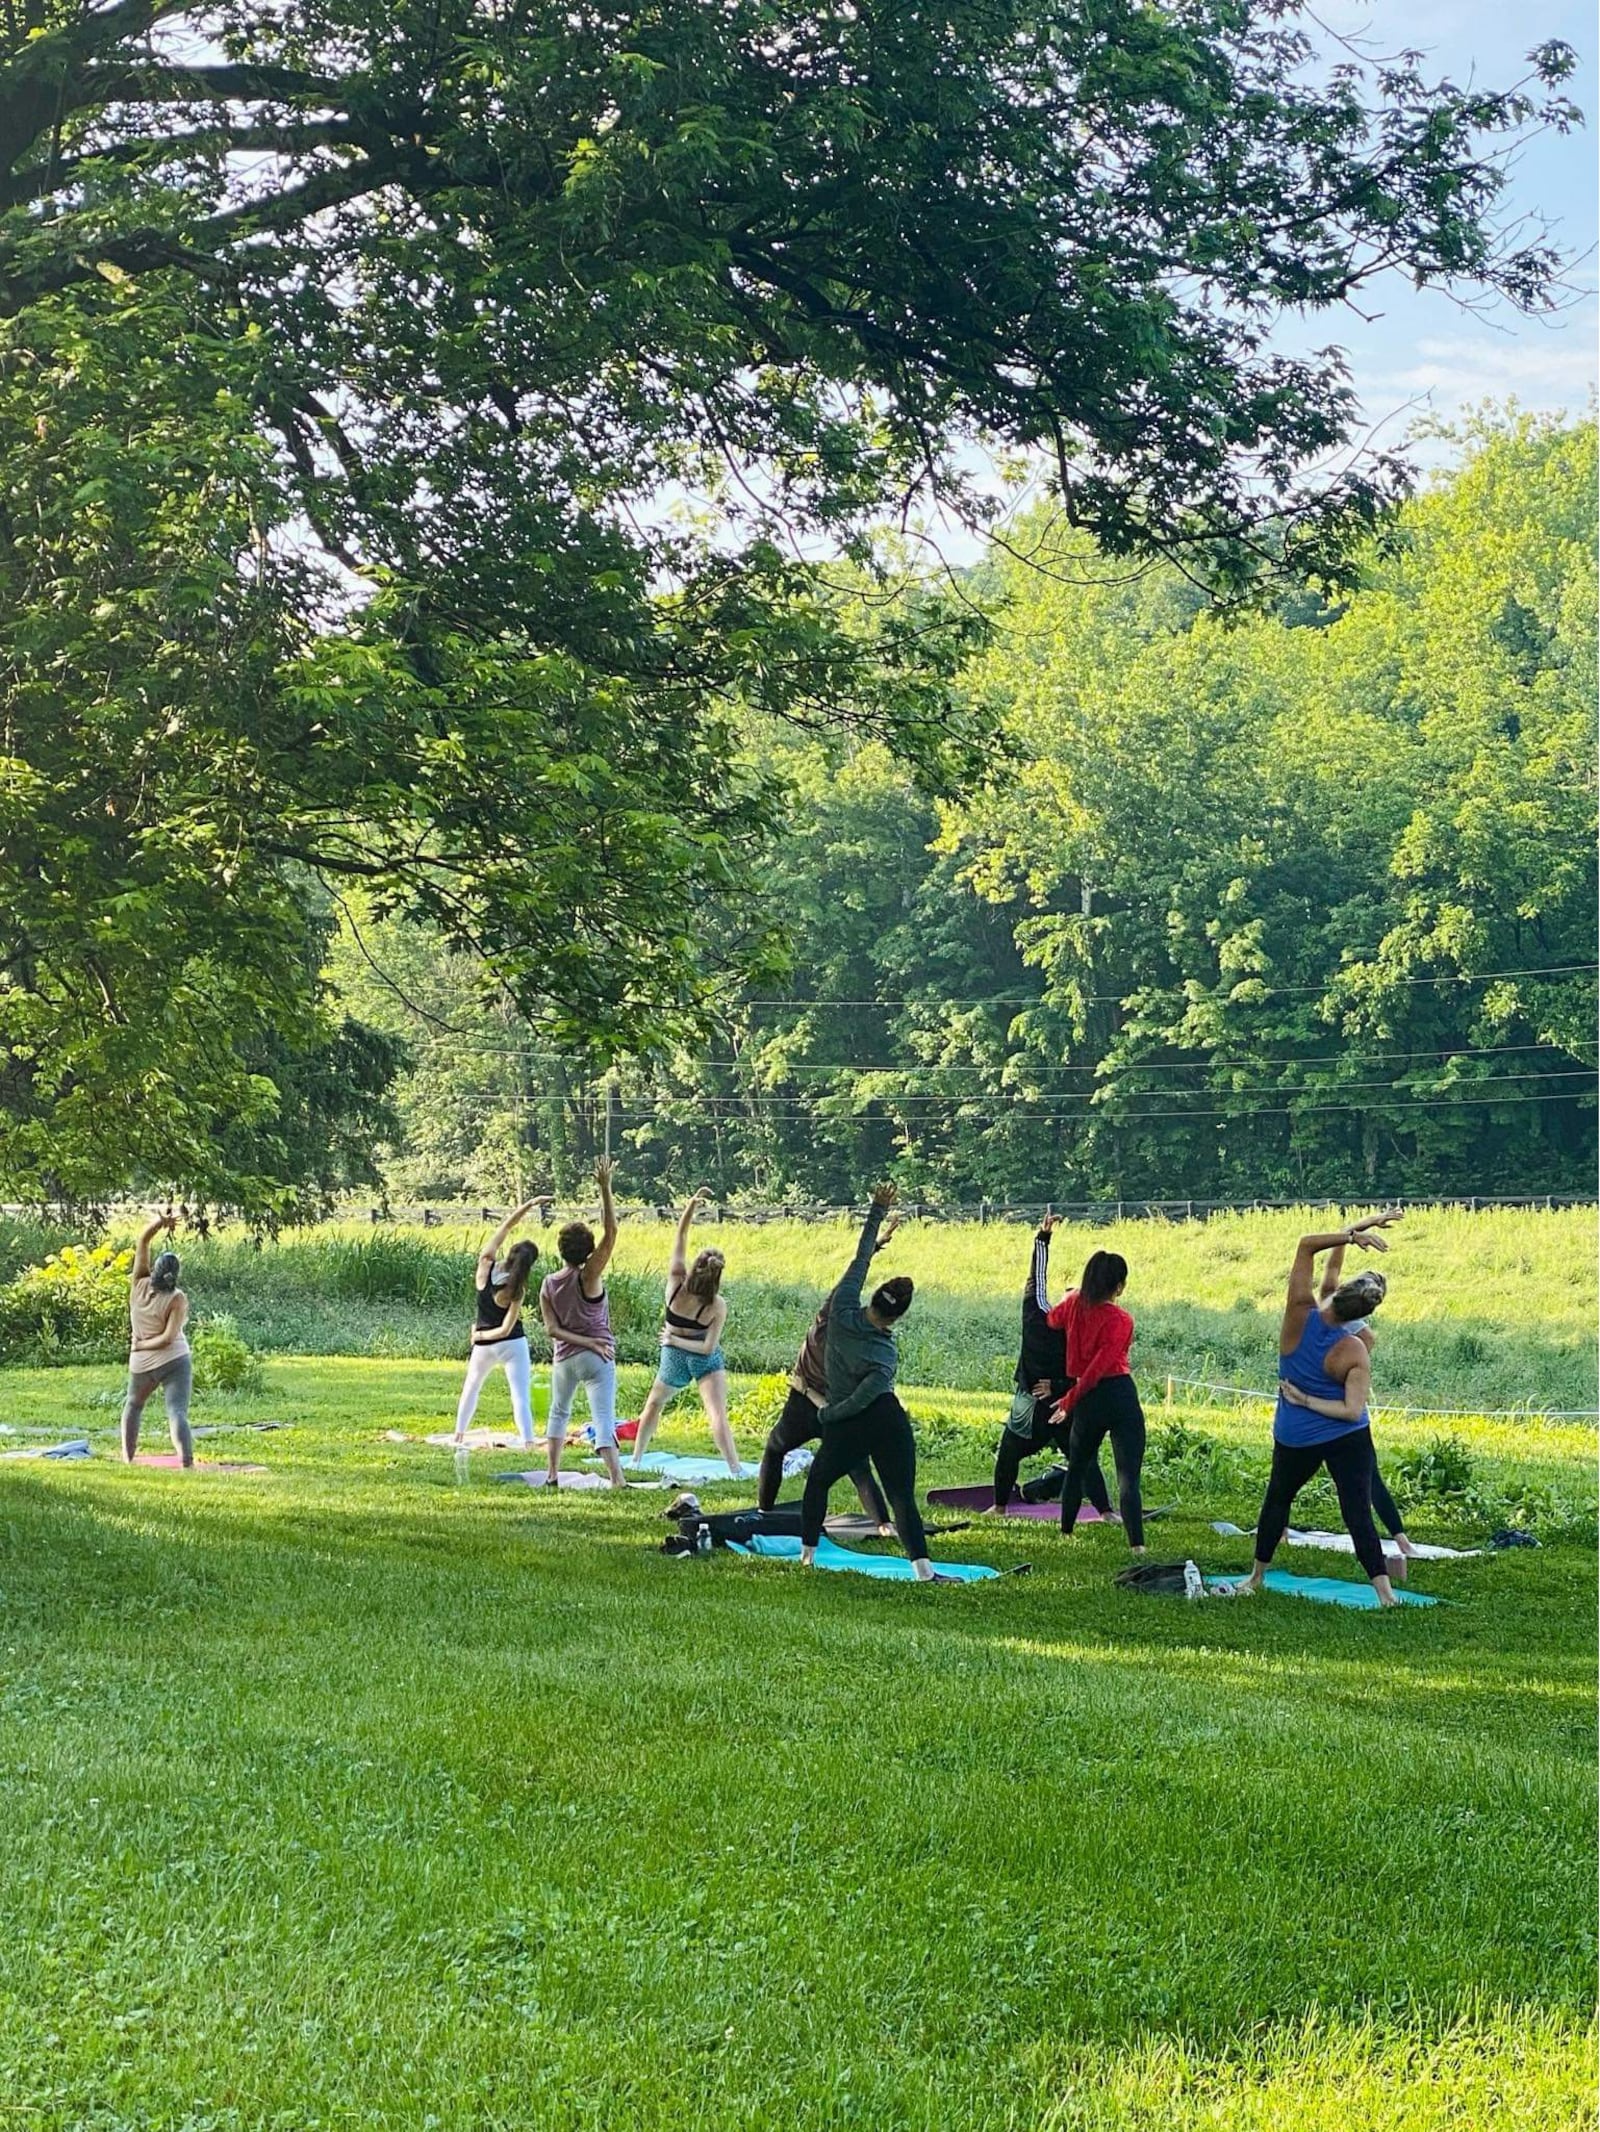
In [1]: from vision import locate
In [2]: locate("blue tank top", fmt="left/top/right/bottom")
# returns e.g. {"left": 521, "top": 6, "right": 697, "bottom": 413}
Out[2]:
{"left": 1274, "top": 1308, "right": 1368, "bottom": 1447}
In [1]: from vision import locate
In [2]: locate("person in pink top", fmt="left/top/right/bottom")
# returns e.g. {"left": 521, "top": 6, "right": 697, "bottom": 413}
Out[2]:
{"left": 1047, "top": 1250, "right": 1146, "bottom": 1548}
{"left": 122, "top": 1209, "right": 193, "bottom": 1467}
{"left": 538, "top": 1158, "right": 625, "bottom": 1488}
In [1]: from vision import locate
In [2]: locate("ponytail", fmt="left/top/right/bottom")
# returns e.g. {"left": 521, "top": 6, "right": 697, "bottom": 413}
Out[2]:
{"left": 1079, "top": 1250, "right": 1128, "bottom": 1308}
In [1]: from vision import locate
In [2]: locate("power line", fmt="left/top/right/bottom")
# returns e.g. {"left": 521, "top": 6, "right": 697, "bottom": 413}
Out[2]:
{"left": 606, "top": 1088, "right": 1590, "bottom": 1124}
{"left": 604, "top": 1067, "right": 1595, "bottom": 1111}
{"left": 418, "top": 1037, "right": 1586, "bottom": 1073}
{"left": 739, "top": 963, "right": 1599, "bottom": 1009}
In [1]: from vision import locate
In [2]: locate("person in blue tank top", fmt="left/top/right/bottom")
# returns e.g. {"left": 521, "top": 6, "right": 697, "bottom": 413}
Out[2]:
{"left": 1234, "top": 1210, "right": 1403, "bottom": 1606}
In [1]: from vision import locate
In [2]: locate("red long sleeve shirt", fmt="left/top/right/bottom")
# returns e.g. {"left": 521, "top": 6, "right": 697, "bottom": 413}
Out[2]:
{"left": 1046, "top": 1290, "right": 1135, "bottom": 1418}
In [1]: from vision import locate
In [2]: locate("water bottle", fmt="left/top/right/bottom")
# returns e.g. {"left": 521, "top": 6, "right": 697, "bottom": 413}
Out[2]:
{"left": 1183, "top": 1560, "right": 1204, "bottom": 1602}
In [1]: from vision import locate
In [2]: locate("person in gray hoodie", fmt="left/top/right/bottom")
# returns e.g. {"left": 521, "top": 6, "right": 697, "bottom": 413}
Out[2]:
{"left": 799, "top": 1184, "right": 933, "bottom": 1580}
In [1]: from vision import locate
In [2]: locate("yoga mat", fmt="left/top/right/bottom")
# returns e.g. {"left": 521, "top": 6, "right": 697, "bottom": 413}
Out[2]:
{"left": 729, "top": 1534, "right": 999, "bottom": 1582}
{"left": 626, "top": 1452, "right": 759, "bottom": 1482}
{"left": 1206, "top": 1570, "right": 1436, "bottom": 1610}
{"left": 1210, "top": 1520, "right": 1479, "bottom": 1561}
{"left": 425, "top": 1429, "right": 545, "bottom": 1451}
{"left": 0, "top": 1438, "right": 91, "bottom": 1460}
{"left": 1285, "top": 1527, "right": 1480, "bottom": 1561}
{"left": 927, "top": 1485, "right": 1103, "bottom": 1522}
{"left": 492, "top": 1469, "right": 616, "bottom": 1490}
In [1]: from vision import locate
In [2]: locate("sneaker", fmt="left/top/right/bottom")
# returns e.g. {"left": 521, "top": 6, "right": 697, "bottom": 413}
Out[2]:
{"left": 664, "top": 1490, "right": 702, "bottom": 1521}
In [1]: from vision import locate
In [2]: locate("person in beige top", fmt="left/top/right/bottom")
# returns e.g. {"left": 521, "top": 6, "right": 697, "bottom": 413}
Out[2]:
{"left": 122, "top": 1210, "right": 193, "bottom": 1467}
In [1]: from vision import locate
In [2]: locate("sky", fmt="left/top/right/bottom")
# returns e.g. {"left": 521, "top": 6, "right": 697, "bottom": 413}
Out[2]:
{"left": 1281, "top": 3, "right": 1597, "bottom": 444}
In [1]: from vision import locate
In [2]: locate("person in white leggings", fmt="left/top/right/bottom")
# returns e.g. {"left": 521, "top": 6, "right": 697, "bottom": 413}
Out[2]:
{"left": 538, "top": 1157, "right": 625, "bottom": 1488}
{"left": 453, "top": 1202, "right": 540, "bottom": 1448}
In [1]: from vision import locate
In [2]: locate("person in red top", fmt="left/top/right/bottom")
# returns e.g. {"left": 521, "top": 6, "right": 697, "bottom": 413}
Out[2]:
{"left": 1047, "top": 1250, "right": 1146, "bottom": 1548}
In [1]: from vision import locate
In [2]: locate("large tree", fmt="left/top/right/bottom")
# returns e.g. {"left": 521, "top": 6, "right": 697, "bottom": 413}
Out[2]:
{"left": 0, "top": 2, "right": 1580, "bottom": 1205}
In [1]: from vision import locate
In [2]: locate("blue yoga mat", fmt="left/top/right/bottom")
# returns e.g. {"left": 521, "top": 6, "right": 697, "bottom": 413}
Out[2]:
{"left": 729, "top": 1534, "right": 999, "bottom": 1582}
{"left": 627, "top": 1452, "right": 759, "bottom": 1482}
{"left": 1207, "top": 1570, "right": 1436, "bottom": 1610}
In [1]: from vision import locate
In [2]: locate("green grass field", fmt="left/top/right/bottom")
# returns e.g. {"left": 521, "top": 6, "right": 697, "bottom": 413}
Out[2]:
{"left": 0, "top": 1323, "right": 1594, "bottom": 2128}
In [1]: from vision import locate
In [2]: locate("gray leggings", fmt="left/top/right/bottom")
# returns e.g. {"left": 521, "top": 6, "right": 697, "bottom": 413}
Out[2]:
{"left": 122, "top": 1354, "right": 193, "bottom": 1465}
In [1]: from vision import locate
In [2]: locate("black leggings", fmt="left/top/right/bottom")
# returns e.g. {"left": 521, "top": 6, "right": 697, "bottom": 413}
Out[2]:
{"left": 800, "top": 1394, "right": 928, "bottom": 1561}
{"left": 1370, "top": 1447, "right": 1405, "bottom": 1540}
{"left": 1059, "top": 1376, "right": 1145, "bottom": 1545}
{"left": 994, "top": 1400, "right": 1110, "bottom": 1515}
{"left": 759, "top": 1389, "right": 889, "bottom": 1522}
{"left": 1253, "top": 1425, "right": 1388, "bottom": 1581}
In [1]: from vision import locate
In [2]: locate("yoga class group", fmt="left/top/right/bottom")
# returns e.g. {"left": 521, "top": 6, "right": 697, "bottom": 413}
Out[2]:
{"left": 121, "top": 1169, "right": 1416, "bottom": 1603}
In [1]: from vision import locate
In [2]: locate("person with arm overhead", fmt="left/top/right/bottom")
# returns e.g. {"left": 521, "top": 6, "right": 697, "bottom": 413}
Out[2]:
{"left": 1235, "top": 1212, "right": 1403, "bottom": 1605}
{"left": 755, "top": 1213, "right": 898, "bottom": 1532}
{"left": 1312, "top": 1234, "right": 1414, "bottom": 1566}
{"left": 989, "top": 1215, "right": 1112, "bottom": 1517}
{"left": 799, "top": 1185, "right": 934, "bottom": 1579}
{"left": 1049, "top": 1251, "right": 1146, "bottom": 1549}
{"left": 453, "top": 1201, "right": 540, "bottom": 1450}
{"left": 538, "top": 1158, "right": 625, "bottom": 1488}
{"left": 628, "top": 1191, "right": 738, "bottom": 1474}
{"left": 122, "top": 1210, "right": 193, "bottom": 1467}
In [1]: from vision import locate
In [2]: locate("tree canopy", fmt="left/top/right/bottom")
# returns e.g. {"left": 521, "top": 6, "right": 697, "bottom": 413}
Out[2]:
{"left": 0, "top": 3, "right": 1583, "bottom": 1209}
{"left": 343, "top": 411, "right": 1597, "bottom": 1206}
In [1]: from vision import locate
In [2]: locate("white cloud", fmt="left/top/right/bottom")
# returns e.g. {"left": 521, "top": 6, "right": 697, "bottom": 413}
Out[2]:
{"left": 1353, "top": 315, "right": 1598, "bottom": 433}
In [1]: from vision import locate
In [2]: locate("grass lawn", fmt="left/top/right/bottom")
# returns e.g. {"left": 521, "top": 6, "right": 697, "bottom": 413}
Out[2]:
{"left": 0, "top": 1358, "right": 1594, "bottom": 2130}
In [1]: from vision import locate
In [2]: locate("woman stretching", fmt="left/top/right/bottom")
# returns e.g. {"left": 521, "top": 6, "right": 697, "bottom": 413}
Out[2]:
{"left": 628, "top": 1191, "right": 739, "bottom": 1475}
{"left": 1309, "top": 1233, "right": 1415, "bottom": 1569}
{"left": 990, "top": 1216, "right": 1112, "bottom": 1517}
{"left": 1235, "top": 1212, "right": 1403, "bottom": 1605}
{"left": 453, "top": 1201, "right": 540, "bottom": 1449}
{"left": 122, "top": 1210, "right": 193, "bottom": 1467}
{"left": 799, "top": 1185, "right": 933, "bottom": 1578}
{"left": 1050, "top": 1251, "right": 1146, "bottom": 1549}
{"left": 538, "top": 1159, "right": 625, "bottom": 1488}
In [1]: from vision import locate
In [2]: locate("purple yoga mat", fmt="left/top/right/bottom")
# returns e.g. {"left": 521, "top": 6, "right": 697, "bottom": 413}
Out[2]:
{"left": 926, "top": 1486, "right": 1104, "bottom": 1522}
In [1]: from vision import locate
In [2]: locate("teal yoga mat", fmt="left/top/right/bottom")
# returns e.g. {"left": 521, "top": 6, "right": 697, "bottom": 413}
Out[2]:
{"left": 1207, "top": 1570, "right": 1436, "bottom": 1610}
{"left": 729, "top": 1534, "right": 999, "bottom": 1582}
{"left": 626, "top": 1452, "right": 759, "bottom": 1482}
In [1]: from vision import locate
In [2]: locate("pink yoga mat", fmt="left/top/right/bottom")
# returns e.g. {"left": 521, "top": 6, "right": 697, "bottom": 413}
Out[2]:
{"left": 926, "top": 1486, "right": 1104, "bottom": 1521}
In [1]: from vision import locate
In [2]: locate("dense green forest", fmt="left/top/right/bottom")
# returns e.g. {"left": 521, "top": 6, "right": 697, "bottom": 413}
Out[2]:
{"left": 330, "top": 410, "right": 1598, "bottom": 1207}
{"left": 1, "top": 3, "right": 1587, "bottom": 1219}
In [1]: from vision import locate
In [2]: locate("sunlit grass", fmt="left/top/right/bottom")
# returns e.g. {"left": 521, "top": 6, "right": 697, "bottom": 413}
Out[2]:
{"left": 0, "top": 1352, "right": 1593, "bottom": 2128}
{"left": 64, "top": 1203, "right": 1597, "bottom": 1416}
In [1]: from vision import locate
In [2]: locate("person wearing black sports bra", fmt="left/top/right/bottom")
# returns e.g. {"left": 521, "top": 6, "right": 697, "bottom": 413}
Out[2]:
{"left": 628, "top": 1190, "right": 740, "bottom": 1474}
{"left": 452, "top": 1200, "right": 540, "bottom": 1449}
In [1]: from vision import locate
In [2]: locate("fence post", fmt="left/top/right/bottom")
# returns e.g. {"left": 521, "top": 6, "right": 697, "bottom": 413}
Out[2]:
{"left": 1165, "top": 1376, "right": 1174, "bottom": 1410}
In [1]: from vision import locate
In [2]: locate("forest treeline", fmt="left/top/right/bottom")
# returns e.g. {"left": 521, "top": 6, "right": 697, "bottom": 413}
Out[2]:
{"left": 331, "top": 410, "right": 1597, "bottom": 1208}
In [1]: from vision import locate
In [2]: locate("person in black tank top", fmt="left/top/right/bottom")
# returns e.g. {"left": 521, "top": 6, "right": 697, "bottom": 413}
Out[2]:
{"left": 452, "top": 1200, "right": 540, "bottom": 1449}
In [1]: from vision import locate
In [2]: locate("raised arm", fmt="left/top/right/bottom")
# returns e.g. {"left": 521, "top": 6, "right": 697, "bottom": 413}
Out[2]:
{"left": 483, "top": 1198, "right": 537, "bottom": 1264}
{"left": 132, "top": 1210, "right": 174, "bottom": 1283}
{"left": 1283, "top": 1211, "right": 1400, "bottom": 1333}
{"left": 1025, "top": 1216, "right": 1056, "bottom": 1310}
{"left": 584, "top": 1158, "right": 620, "bottom": 1287}
{"left": 668, "top": 1190, "right": 710, "bottom": 1284}
{"left": 1317, "top": 1241, "right": 1347, "bottom": 1303}
{"left": 836, "top": 1185, "right": 895, "bottom": 1310}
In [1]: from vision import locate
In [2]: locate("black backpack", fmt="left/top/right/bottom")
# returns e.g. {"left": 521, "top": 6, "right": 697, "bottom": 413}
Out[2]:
{"left": 1114, "top": 1561, "right": 1193, "bottom": 1595}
